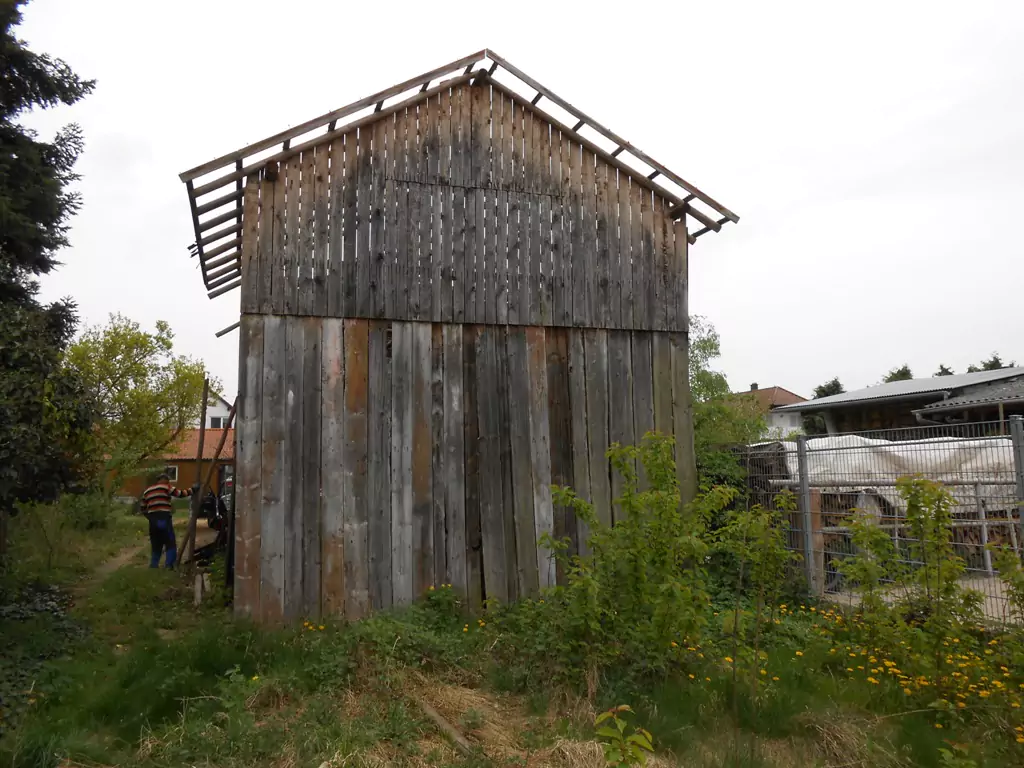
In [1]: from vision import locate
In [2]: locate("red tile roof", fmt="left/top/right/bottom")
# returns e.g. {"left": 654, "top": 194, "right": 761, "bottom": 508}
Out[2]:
{"left": 163, "top": 428, "right": 235, "bottom": 461}
{"left": 733, "top": 386, "right": 806, "bottom": 411}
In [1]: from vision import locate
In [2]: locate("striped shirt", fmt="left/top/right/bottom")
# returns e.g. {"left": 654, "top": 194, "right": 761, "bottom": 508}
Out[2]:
{"left": 142, "top": 482, "right": 192, "bottom": 516}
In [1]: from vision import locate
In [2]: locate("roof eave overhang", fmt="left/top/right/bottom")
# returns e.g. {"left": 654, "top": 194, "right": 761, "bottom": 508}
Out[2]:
{"left": 178, "top": 49, "right": 739, "bottom": 299}
{"left": 776, "top": 391, "right": 952, "bottom": 414}
{"left": 914, "top": 396, "right": 1024, "bottom": 415}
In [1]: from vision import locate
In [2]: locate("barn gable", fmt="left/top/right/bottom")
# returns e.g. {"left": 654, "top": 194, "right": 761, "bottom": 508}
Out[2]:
{"left": 181, "top": 51, "right": 738, "bottom": 321}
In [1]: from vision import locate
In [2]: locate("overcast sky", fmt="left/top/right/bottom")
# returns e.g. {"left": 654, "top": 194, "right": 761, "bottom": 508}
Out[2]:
{"left": 23, "top": 0, "right": 1024, "bottom": 399}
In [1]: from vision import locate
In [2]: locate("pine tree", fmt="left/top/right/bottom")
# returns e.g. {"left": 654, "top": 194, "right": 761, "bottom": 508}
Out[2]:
{"left": 0, "top": 1, "right": 96, "bottom": 555}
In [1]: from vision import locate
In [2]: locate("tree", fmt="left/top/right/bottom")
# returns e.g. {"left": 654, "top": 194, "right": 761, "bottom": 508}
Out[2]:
{"left": 967, "top": 353, "right": 1015, "bottom": 373}
{"left": 65, "top": 315, "right": 216, "bottom": 491}
{"left": 0, "top": 303, "right": 96, "bottom": 554}
{"left": 882, "top": 364, "right": 913, "bottom": 383}
{"left": 688, "top": 316, "right": 765, "bottom": 486}
{"left": 1, "top": 0, "right": 95, "bottom": 306}
{"left": 0, "top": 1, "right": 95, "bottom": 556}
{"left": 813, "top": 377, "right": 845, "bottom": 399}
{"left": 934, "top": 364, "right": 954, "bottom": 376}
{"left": 803, "top": 377, "right": 845, "bottom": 435}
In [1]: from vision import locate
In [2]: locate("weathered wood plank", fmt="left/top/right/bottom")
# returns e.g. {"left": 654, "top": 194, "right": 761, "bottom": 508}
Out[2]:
{"left": 605, "top": 166, "right": 621, "bottom": 328}
{"left": 545, "top": 327, "right": 575, "bottom": 578}
{"left": 394, "top": 110, "right": 410, "bottom": 319}
{"left": 641, "top": 187, "right": 656, "bottom": 331}
{"left": 538, "top": 121, "right": 553, "bottom": 326}
{"left": 628, "top": 178, "right": 644, "bottom": 331}
{"left": 411, "top": 322, "right": 433, "bottom": 597}
{"left": 298, "top": 149, "right": 317, "bottom": 315}
{"left": 495, "top": 91, "right": 510, "bottom": 325}
{"left": 258, "top": 175, "right": 277, "bottom": 314}
{"left": 594, "top": 160, "right": 610, "bottom": 328}
{"left": 672, "top": 220, "right": 689, "bottom": 333}
{"left": 342, "top": 132, "right": 359, "bottom": 317}
{"left": 506, "top": 328, "right": 539, "bottom": 598}
{"left": 327, "top": 136, "right": 346, "bottom": 316}
{"left": 584, "top": 329, "right": 611, "bottom": 528}
{"left": 451, "top": 88, "right": 467, "bottom": 323}
{"left": 366, "top": 320, "right": 392, "bottom": 611}
{"left": 320, "top": 317, "right": 345, "bottom": 617}
{"left": 607, "top": 330, "right": 635, "bottom": 519}
{"left": 581, "top": 148, "right": 597, "bottom": 327}
{"left": 240, "top": 178, "right": 260, "bottom": 313}
{"left": 390, "top": 321, "right": 414, "bottom": 605}
{"left": 235, "top": 314, "right": 263, "bottom": 617}
{"left": 653, "top": 196, "right": 668, "bottom": 332}
{"left": 313, "top": 143, "right": 330, "bottom": 316}
{"left": 617, "top": 168, "right": 632, "bottom": 331}
{"left": 526, "top": 113, "right": 541, "bottom": 325}
{"left": 271, "top": 162, "right": 287, "bottom": 313}
{"left": 463, "top": 324, "right": 483, "bottom": 608}
{"left": 442, "top": 325, "right": 466, "bottom": 595}
{"left": 526, "top": 327, "right": 554, "bottom": 589}
{"left": 356, "top": 127, "right": 373, "bottom": 318}
{"left": 259, "top": 315, "right": 286, "bottom": 623}
{"left": 439, "top": 89, "right": 454, "bottom": 323}
{"left": 506, "top": 190, "right": 522, "bottom": 326}
{"left": 430, "top": 324, "right": 446, "bottom": 587}
{"left": 476, "top": 326, "right": 508, "bottom": 602}
{"left": 301, "top": 317, "right": 322, "bottom": 617}
{"left": 653, "top": 332, "right": 673, "bottom": 436}
{"left": 495, "top": 325, "right": 517, "bottom": 601}
{"left": 568, "top": 329, "right": 591, "bottom": 554}
{"left": 370, "top": 119, "right": 387, "bottom": 317}
{"left": 283, "top": 319, "right": 305, "bottom": 620}
{"left": 412, "top": 104, "right": 429, "bottom": 321}
{"left": 430, "top": 96, "right": 445, "bottom": 323}
{"left": 283, "top": 158, "right": 300, "bottom": 314}
{"left": 550, "top": 132, "right": 566, "bottom": 325}
{"left": 383, "top": 115, "right": 398, "bottom": 320}
{"left": 631, "top": 330, "right": 655, "bottom": 489}
{"left": 671, "top": 331, "right": 698, "bottom": 505}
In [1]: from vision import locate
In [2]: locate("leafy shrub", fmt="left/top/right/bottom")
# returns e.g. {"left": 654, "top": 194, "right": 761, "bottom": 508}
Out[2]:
{"left": 494, "top": 434, "right": 735, "bottom": 694}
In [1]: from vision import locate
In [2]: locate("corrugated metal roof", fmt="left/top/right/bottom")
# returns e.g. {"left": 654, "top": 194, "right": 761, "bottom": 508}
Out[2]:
{"left": 916, "top": 377, "right": 1024, "bottom": 413}
{"left": 774, "top": 368, "right": 1024, "bottom": 412}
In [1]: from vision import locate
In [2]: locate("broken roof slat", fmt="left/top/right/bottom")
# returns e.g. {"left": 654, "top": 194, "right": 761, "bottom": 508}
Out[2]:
{"left": 483, "top": 49, "right": 740, "bottom": 224}
{"left": 179, "top": 49, "right": 486, "bottom": 183}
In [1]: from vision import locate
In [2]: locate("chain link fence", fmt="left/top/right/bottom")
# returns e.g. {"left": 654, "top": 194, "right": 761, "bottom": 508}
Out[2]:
{"left": 735, "top": 417, "right": 1024, "bottom": 623}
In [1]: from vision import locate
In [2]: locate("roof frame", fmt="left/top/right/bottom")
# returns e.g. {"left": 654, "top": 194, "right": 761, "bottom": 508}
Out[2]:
{"left": 179, "top": 49, "right": 739, "bottom": 298}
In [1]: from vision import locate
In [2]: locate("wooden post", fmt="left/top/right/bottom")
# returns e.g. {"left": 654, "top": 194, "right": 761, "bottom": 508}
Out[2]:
{"left": 180, "top": 397, "right": 238, "bottom": 567}
{"left": 178, "top": 379, "right": 209, "bottom": 568}
{"left": 810, "top": 490, "right": 824, "bottom": 594}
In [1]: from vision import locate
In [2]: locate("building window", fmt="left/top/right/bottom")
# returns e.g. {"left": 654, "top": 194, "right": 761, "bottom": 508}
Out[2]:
{"left": 165, "top": 465, "right": 179, "bottom": 482}
{"left": 210, "top": 417, "right": 222, "bottom": 429}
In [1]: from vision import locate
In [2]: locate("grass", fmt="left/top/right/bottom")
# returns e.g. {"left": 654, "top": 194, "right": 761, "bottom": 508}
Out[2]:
{"left": 4, "top": 570, "right": 1023, "bottom": 768}
{"left": 3, "top": 492, "right": 1024, "bottom": 766}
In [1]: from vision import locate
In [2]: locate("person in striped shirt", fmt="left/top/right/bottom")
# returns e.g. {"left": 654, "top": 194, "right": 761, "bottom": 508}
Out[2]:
{"left": 141, "top": 473, "right": 192, "bottom": 568}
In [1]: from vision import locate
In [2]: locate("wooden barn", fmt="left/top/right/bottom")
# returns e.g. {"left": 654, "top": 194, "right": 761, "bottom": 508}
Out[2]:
{"left": 178, "top": 50, "right": 738, "bottom": 623}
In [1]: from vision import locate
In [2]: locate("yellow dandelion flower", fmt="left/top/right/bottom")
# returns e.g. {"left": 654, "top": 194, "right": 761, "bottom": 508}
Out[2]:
{"left": 252, "top": 675, "right": 259, "bottom": 681}
{"left": 795, "top": 651, "right": 804, "bottom": 657}
{"left": 688, "top": 674, "right": 695, "bottom": 680}
{"left": 1012, "top": 702, "right": 1021, "bottom": 709}
{"left": 724, "top": 656, "right": 734, "bottom": 663}
{"left": 867, "top": 677, "right": 879, "bottom": 685}
{"left": 1017, "top": 736, "right": 1024, "bottom": 744}
{"left": 760, "top": 669, "right": 767, "bottom": 676}
{"left": 318, "top": 625, "right": 325, "bottom": 631}
{"left": 705, "top": 677, "right": 711, "bottom": 682}
{"left": 957, "top": 702, "right": 965, "bottom": 709}
{"left": 934, "top": 723, "right": 943, "bottom": 729}
{"left": 772, "top": 676, "right": 779, "bottom": 682}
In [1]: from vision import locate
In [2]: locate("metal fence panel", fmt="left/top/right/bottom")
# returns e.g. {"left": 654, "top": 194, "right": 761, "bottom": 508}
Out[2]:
{"left": 734, "top": 419, "right": 1024, "bottom": 624}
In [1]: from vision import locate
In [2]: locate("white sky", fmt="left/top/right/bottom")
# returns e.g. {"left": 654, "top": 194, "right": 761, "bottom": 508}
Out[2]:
{"left": 23, "top": 0, "right": 1024, "bottom": 399}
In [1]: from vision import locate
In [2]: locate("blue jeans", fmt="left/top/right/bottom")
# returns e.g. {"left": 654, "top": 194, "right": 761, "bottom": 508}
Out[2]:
{"left": 149, "top": 516, "right": 177, "bottom": 568}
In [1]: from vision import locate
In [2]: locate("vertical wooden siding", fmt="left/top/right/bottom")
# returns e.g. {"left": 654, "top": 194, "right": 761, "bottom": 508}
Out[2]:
{"left": 239, "top": 81, "right": 687, "bottom": 334}
{"left": 235, "top": 314, "right": 695, "bottom": 620}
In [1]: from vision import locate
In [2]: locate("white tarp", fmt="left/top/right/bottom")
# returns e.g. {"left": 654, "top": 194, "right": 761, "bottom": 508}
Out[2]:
{"left": 766, "top": 435, "right": 1017, "bottom": 514}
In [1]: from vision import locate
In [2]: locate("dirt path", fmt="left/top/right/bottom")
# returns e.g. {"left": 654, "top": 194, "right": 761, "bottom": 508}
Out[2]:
{"left": 72, "top": 522, "right": 219, "bottom": 596}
